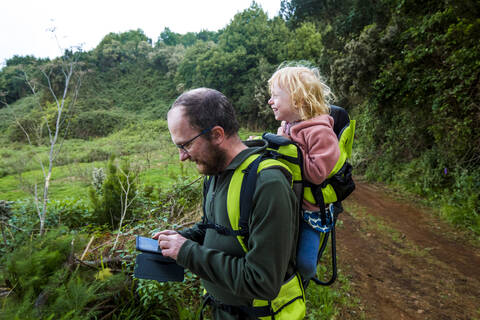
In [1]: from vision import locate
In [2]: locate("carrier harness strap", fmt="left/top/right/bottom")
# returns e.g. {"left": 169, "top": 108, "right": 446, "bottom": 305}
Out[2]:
{"left": 199, "top": 294, "right": 273, "bottom": 319}
{"left": 198, "top": 155, "right": 264, "bottom": 244}
{"left": 201, "top": 176, "right": 213, "bottom": 223}
{"left": 200, "top": 287, "right": 305, "bottom": 320}
{"left": 238, "top": 155, "right": 264, "bottom": 245}
{"left": 199, "top": 176, "right": 249, "bottom": 237}
{"left": 312, "top": 204, "right": 338, "bottom": 286}
{"left": 305, "top": 202, "right": 338, "bottom": 286}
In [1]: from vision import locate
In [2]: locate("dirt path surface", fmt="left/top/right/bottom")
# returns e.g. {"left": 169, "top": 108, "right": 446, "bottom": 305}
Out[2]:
{"left": 337, "top": 180, "right": 480, "bottom": 320}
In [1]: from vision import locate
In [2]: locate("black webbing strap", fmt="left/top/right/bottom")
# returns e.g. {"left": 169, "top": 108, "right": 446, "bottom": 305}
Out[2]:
{"left": 307, "top": 181, "right": 327, "bottom": 216}
{"left": 199, "top": 294, "right": 273, "bottom": 319}
{"left": 238, "top": 155, "right": 264, "bottom": 244}
{"left": 197, "top": 222, "right": 249, "bottom": 237}
{"left": 199, "top": 292, "right": 305, "bottom": 320}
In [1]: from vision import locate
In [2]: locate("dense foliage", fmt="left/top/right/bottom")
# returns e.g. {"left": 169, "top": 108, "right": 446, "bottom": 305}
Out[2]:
{"left": 0, "top": 178, "right": 206, "bottom": 319}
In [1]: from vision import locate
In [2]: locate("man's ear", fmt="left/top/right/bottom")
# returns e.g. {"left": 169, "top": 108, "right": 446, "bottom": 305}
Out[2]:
{"left": 210, "top": 126, "right": 225, "bottom": 145}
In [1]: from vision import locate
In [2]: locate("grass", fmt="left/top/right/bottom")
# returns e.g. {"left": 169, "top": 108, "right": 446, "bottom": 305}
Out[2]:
{"left": 0, "top": 123, "right": 261, "bottom": 201}
{"left": 305, "top": 266, "right": 361, "bottom": 320}
{"left": 0, "top": 160, "right": 101, "bottom": 200}
{"left": 0, "top": 119, "right": 181, "bottom": 200}
{"left": 0, "top": 156, "right": 200, "bottom": 201}
{"left": 303, "top": 203, "right": 364, "bottom": 319}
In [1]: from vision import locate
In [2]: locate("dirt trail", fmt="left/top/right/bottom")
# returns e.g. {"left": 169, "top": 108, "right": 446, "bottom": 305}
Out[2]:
{"left": 336, "top": 180, "right": 480, "bottom": 320}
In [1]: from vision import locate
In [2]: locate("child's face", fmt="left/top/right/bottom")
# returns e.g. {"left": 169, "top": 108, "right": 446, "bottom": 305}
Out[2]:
{"left": 268, "top": 83, "right": 300, "bottom": 123}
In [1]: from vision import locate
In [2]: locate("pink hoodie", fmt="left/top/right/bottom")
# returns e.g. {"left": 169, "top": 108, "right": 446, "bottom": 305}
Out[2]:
{"left": 278, "top": 114, "right": 340, "bottom": 211}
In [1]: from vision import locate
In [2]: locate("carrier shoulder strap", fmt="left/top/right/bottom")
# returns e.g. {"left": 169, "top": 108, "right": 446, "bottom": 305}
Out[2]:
{"left": 200, "top": 150, "right": 292, "bottom": 252}
{"left": 231, "top": 153, "right": 293, "bottom": 251}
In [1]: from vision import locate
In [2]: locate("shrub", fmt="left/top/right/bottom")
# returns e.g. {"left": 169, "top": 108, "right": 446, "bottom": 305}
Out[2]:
{"left": 440, "top": 168, "right": 480, "bottom": 234}
{"left": 0, "top": 227, "right": 141, "bottom": 319}
{"left": 135, "top": 271, "right": 202, "bottom": 319}
{"left": 68, "top": 109, "right": 131, "bottom": 139}
{"left": 47, "top": 199, "right": 94, "bottom": 230}
{"left": 81, "top": 148, "right": 111, "bottom": 163}
{"left": 89, "top": 156, "right": 138, "bottom": 229}
{"left": 2, "top": 228, "right": 81, "bottom": 297}
{"left": 155, "top": 176, "right": 203, "bottom": 224}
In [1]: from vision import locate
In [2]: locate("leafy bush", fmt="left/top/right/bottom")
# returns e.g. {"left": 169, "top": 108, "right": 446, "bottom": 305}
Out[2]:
{"left": 3, "top": 198, "right": 93, "bottom": 240}
{"left": 439, "top": 168, "right": 480, "bottom": 234}
{"left": 68, "top": 109, "right": 132, "bottom": 139}
{"left": 5, "top": 200, "right": 44, "bottom": 239}
{"left": 6, "top": 108, "right": 45, "bottom": 144}
{"left": 89, "top": 156, "right": 138, "bottom": 229}
{"left": 0, "top": 226, "right": 142, "bottom": 319}
{"left": 154, "top": 176, "right": 203, "bottom": 224}
{"left": 81, "top": 148, "right": 112, "bottom": 163}
{"left": 2, "top": 228, "right": 82, "bottom": 297}
{"left": 135, "top": 271, "right": 202, "bottom": 320}
{"left": 47, "top": 199, "right": 93, "bottom": 230}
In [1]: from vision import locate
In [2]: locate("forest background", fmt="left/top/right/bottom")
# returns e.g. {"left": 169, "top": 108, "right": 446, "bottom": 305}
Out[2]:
{"left": 0, "top": 0, "right": 479, "bottom": 319}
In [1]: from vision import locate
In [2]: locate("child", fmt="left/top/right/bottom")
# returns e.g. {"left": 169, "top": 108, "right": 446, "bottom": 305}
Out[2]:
{"left": 268, "top": 64, "right": 340, "bottom": 280}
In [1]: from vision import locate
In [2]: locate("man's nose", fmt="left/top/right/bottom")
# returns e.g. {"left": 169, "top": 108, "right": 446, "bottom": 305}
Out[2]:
{"left": 179, "top": 149, "right": 190, "bottom": 161}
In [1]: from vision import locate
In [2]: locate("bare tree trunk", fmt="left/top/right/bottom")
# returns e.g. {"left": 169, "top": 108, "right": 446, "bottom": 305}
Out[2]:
{"left": 6, "top": 53, "right": 83, "bottom": 236}
{"left": 111, "top": 166, "right": 138, "bottom": 254}
{"left": 37, "top": 60, "right": 78, "bottom": 235}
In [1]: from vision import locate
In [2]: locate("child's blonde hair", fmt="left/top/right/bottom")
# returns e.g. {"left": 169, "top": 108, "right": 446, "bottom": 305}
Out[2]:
{"left": 268, "top": 63, "right": 334, "bottom": 120}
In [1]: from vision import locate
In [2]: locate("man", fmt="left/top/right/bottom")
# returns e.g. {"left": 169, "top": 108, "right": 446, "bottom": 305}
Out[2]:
{"left": 153, "top": 88, "right": 302, "bottom": 319}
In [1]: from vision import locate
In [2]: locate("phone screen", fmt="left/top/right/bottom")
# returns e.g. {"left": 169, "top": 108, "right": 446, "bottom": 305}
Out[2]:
{"left": 136, "top": 236, "right": 162, "bottom": 254}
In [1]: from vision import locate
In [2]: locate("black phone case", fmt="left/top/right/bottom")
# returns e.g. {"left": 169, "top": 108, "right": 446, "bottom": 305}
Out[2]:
{"left": 134, "top": 235, "right": 184, "bottom": 282}
{"left": 134, "top": 253, "right": 184, "bottom": 282}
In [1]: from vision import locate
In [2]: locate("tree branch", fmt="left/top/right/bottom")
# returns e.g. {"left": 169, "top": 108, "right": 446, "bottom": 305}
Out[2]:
{"left": 75, "top": 256, "right": 133, "bottom": 268}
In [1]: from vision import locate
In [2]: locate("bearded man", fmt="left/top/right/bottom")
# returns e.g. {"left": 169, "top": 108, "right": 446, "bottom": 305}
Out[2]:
{"left": 153, "top": 88, "right": 303, "bottom": 319}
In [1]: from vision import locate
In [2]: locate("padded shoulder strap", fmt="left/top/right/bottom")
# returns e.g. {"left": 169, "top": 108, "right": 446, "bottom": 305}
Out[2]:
{"left": 329, "top": 105, "right": 350, "bottom": 139}
{"left": 341, "top": 120, "right": 356, "bottom": 160}
{"left": 238, "top": 155, "right": 264, "bottom": 246}
{"left": 228, "top": 153, "right": 293, "bottom": 252}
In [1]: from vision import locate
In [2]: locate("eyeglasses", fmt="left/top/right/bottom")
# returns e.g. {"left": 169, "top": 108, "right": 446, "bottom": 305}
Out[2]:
{"left": 175, "top": 127, "right": 213, "bottom": 153}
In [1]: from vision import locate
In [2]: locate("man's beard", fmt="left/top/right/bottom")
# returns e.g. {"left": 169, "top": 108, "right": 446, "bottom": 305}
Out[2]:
{"left": 194, "top": 143, "right": 227, "bottom": 175}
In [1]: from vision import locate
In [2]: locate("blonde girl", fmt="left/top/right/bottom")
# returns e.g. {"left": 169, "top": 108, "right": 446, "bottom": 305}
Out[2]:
{"left": 268, "top": 63, "right": 340, "bottom": 280}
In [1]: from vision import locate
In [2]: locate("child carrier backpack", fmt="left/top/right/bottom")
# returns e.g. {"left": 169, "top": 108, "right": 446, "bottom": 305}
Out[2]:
{"left": 259, "top": 105, "right": 355, "bottom": 286}
{"left": 202, "top": 105, "right": 355, "bottom": 288}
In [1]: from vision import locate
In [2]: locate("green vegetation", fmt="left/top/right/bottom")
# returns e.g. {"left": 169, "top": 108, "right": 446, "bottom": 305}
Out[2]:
{"left": 1, "top": 0, "right": 479, "bottom": 318}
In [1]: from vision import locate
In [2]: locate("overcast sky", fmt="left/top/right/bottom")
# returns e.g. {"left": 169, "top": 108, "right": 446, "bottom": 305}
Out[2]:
{"left": 1, "top": 0, "right": 282, "bottom": 66}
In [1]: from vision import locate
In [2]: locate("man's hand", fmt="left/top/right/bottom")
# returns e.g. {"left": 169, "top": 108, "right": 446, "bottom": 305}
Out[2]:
{"left": 152, "top": 230, "right": 187, "bottom": 260}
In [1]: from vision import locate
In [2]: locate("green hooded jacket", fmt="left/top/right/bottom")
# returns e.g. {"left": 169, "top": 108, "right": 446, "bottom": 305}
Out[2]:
{"left": 177, "top": 142, "right": 299, "bottom": 318}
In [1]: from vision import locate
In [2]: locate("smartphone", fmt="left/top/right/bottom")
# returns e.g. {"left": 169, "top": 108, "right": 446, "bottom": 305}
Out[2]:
{"left": 136, "top": 235, "right": 163, "bottom": 254}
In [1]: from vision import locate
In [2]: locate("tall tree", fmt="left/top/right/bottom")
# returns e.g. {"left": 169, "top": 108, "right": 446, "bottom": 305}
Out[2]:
{"left": 9, "top": 51, "right": 83, "bottom": 235}
{"left": 94, "top": 29, "right": 152, "bottom": 69}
